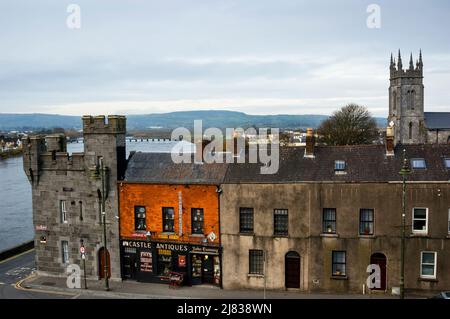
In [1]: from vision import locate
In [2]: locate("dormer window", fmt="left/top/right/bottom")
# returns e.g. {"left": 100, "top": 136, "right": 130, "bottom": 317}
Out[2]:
{"left": 334, "top": 160, "right": 346, "bottom": 171}
{"left": 411, "top": 158, "right": 426, "bottom": 169}
{"left": 444, "top": 157, "right": 450, "bottom": 169}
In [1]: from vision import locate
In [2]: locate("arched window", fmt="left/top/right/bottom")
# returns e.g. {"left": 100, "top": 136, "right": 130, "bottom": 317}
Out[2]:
{"left": 409, "top": 122, "right": 413, "bottom": 140}
{"left": 392, "top": 91, "right": 397, "bottom": 113}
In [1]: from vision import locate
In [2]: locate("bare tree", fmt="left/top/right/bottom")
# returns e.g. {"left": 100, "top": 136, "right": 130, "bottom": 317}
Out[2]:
{"left": 318, "top": 104, "right": 378, "bottom": 145}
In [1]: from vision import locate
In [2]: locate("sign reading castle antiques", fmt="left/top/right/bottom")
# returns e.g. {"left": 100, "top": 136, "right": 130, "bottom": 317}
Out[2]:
{"left": 121, "top": 240, "right": 189, "bottom": 252}
{"left": 122, "top": 240, "right": 152, "bottom": 249}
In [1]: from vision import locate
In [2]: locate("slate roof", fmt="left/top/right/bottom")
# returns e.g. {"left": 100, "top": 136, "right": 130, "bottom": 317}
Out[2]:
{"left": 223, "top": 144, "right": 450, "bottom": 183}
{"left": 124, "top": 145, "right": 450, "bottom": 184}
{"left": 124, "top": 152, "right": 228, "bottom": 184}
{"left": 425, "top": 112, "right": 450, "bottom": 129}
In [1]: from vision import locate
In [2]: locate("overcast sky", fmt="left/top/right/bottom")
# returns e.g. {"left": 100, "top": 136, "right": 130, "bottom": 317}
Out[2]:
{"left": 0, "top": 0, "right": 449, "bottom": 117}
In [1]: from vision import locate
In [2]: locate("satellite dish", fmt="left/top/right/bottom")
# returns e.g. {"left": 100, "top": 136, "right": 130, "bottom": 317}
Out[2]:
{"left": 389, "top": 121, "right": 395, "bottom": 127}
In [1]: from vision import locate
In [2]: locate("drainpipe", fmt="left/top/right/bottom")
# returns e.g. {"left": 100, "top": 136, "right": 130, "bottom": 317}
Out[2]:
{"left": 217, "top": 185, "right": 223, "bottom": 289}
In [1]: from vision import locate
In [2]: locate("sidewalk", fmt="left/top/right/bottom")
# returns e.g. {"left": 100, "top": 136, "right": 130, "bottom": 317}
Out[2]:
{"left": 18, "top": 273, "right": 411, "bottom": 299}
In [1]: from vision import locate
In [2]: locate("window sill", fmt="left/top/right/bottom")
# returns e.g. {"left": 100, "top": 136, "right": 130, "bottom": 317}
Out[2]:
{"left": 419, "top": 277, "right": 438, "bottom": 283}
{"left": 320, "top": 233, "right": 338, "bottom": 238}
{"left": 239, "top": 232, "right": 255, "bottom": 236}
{"left": 331, "top": 275, "right": 348, "bottom": 280}
{"left": 358, "top": 234, "right": 375, "bottom": 238}
{"left": 160, "top": 232, "right": 176, "bottom": 235}
{"left": 273, "top": 234, "right": 288, "bottom": 238}
{"left": 248, "top": 274, "right": 264, "bottom": 278}
{"left": 189, "top": 234, "right": 205, "bottom": 238}
{"left": 410, "top": 233, "right": 429, "bottom": 237}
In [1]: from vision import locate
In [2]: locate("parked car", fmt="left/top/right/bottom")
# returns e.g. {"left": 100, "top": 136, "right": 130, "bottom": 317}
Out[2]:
{"left": 429, "top": 292, "right": 450, "bottom": 299}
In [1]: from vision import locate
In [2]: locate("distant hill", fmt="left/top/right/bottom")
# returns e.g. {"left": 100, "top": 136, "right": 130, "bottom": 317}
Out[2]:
{"left": 0, "top": 111, "right": 386, "bottom": 131}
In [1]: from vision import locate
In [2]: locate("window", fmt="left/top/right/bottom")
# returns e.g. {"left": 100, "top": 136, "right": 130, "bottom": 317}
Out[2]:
{"left": 332, "top": 251, "right": 346, "bottom": 277}
{"left": 420, "top": 252, "right": 437, "bottom": 279}
{"left": 412, "top": 208, "right": 428, "bottom": 234}
{"left": 135, "top": 206, "right": 147, "bottom": 231}
{"left": 411, "top": 158, "right": 426, "bottom": 169}
{"left": 359, "top": 209, "right": 374, "bottom": 235}
{"left": 61, "top": 241, "right": 69, "bottom": 264}
{"left": 60, "top": 200, "right": 67, "bottom": 223}
{"left": 191, "top": 208, "right": 204, "bottom": 234}
{"left": 162, "top": 207, "right": 175, "bottom": 232}
{"left": 334, "top": 160, "right": 346, "bottom": 171}
{"left": 444, "top": 158, "right": 450, "bottom": 169}
{"left": 409, "top": 122, "right": 413, "bottom": 139}
{"left": 239, "top": 207, "right": 254, "bottom": 233}
{"left": 274, "top": 209, "right": 288, "bottom": 236}
{"left": 249, "top": 250, "right": 264, "bottom": 275}
{"left": 79, "top": 201, "right": 83, "bottom": 221}
{"left": 448, "top": 209, "right": 450, "bottom": 234}
{"left": 323, "top": 208, "right": 336, "bottom": 234}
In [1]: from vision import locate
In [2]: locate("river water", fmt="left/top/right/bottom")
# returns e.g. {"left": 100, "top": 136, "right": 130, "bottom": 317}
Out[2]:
{"left": 0, "top": 141, "right": 194, "bottom": 252}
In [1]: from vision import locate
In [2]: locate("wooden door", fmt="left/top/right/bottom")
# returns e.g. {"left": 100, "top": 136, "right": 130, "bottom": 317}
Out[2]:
{"left": 285, "top": 251, "right": 300, "bottom": 289}
{"left": 99, "top": 247, "right": 111, "bottom": 279}
{"left": 201, "top": 255, "right": 214, "bottom": 284}
{"left": 370, "top": 253, "right": 387, "bottom": 290}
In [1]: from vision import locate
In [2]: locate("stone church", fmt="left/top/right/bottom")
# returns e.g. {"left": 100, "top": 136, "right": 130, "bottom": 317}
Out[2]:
{"left": 388, "top": 50, "right": 450, "bottom": 145}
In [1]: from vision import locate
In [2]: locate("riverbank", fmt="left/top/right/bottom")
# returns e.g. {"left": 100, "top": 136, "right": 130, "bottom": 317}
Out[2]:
{"left": 0, "top": 148, "right": 22, "bottom": 159}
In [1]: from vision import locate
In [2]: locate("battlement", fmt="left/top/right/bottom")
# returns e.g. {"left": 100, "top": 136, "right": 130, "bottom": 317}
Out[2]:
{"left": 40, "top": 152, "right": 86, "bottom": 171}
{"left": 390, "top": 50, "right": 423, "bottom": 80}
{"left": 82, "top": 115, "right": 126, "bottom": 134}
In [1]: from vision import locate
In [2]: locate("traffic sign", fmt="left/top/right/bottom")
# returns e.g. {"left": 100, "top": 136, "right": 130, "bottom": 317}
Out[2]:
{"left": 80, "top": 246, "right": 85, "bottom": 254}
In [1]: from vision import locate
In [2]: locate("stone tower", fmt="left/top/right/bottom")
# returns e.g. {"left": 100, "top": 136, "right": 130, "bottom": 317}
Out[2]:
{"left": 388, "top": 50, "right": 425, "bottom": 145}
{"left": 22, "top": 115, "right": 126, "bottom": 281}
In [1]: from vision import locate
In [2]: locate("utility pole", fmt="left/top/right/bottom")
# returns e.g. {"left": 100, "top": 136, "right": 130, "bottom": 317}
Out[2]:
{"left": 399, "top": 149, "right": 410, "bottom": 299}
{"left": 100, "top": 157, "right": 110, "bottom": 291}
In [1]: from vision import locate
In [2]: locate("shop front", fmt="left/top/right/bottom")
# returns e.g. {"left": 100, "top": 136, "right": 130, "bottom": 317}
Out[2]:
{"left": 120, "top": 239, "right": 222, "bottom": 287}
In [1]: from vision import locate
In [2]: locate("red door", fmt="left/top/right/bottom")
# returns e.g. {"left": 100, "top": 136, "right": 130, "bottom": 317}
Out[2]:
{"left": 285, "top": 251, "right": 300, "bottom": 289}
{"left": 99, "top": 247, "right": 111, "bottom": 279}
{"left": 370, "top": 253, "right": 387, "bottom": 290}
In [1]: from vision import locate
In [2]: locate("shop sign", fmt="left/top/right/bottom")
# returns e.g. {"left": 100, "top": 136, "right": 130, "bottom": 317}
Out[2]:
{"left": 122, "top": 240, "right": 152, "bottom": 249}
{"left": 191, "top": 246, "right": 220, "bottom": 255}
{"left": 140, "top": 251, "right": 153, "bottom": 272}
{"left": 157, "top": 233, "right": 179, "bottom": 240}
{"left": 36, "top": 225, "right": 47, "bottom": 231}
{"left": 131, "top": 232, "right": 147, "bottom": 239}
{"left": 207, "top": 232, "right": 217, "bottom": 242}
{"left": 155, "top": 242, "right": 188, "bottom": 252}
{"left": 178, "top": 255, "right": 186, "bottom": 267}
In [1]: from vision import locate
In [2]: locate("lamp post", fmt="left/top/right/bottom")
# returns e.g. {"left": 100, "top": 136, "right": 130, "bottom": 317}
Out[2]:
{"left": 399, "top": 149, "right": 411, "bottom": 299}
{"left": 100, "top": 157, "right": 110, "bottom": 291}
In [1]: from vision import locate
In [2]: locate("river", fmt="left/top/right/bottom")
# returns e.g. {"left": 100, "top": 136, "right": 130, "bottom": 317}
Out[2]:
{"left": 0, "top": 140, "right": 194, "bottom": 252}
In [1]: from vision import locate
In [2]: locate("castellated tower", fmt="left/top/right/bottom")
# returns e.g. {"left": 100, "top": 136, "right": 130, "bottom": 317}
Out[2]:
{"left": 22, "top": 115, "right": 126, "bottom": 281}
{"left": 388, "top": 50, "right": 426, "bottom": 145}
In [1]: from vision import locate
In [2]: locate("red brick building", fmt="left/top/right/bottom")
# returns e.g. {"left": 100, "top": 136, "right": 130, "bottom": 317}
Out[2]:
{"left": 118, "top": 152, "right": 227, "bottom": 286}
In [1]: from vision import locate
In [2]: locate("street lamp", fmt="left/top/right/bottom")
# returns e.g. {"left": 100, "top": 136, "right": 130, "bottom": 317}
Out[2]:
{"left": 100, "top": 157, "right": 110, "bottom": 291}
{"left": 399, "top": 149, "right": 411, "bottom": 299}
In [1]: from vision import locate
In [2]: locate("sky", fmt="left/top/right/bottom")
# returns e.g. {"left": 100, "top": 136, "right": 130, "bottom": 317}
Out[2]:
{"left": 0, "top": 0, "right": 450, "bottom": 117}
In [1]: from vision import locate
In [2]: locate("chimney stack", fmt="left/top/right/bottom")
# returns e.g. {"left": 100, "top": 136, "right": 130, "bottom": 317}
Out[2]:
{"left": 304, "top": 128, "right": 315, "bottom": 158}
{"left": 386, "top": 126, "right": 394, "bottom": 156}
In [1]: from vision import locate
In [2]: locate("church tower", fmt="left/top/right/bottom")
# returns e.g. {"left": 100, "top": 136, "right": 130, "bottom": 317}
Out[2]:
{"left": 388, "top": 50, "right": 425, "bottom": 145}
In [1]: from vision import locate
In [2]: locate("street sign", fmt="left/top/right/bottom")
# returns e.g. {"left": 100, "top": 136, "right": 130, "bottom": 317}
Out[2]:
{"left": 80, "top": 246, "right": 85, "bottom": 254}
{"left": 81, "top": 253, "right": 86, "bottom": 260}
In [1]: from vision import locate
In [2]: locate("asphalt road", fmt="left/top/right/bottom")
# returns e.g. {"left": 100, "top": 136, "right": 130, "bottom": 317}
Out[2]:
{"left": 0, "top": 249, "right": 70, "bottom": 299}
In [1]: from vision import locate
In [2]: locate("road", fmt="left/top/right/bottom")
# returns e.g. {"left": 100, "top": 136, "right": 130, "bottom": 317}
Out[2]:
{"left": 0, "top": 249, "right": 70, "bottom": 299}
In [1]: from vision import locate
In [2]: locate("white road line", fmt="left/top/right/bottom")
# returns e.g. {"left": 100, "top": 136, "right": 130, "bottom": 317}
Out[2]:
{"left": 71, "top": 294, "right": 81, "bottom": 299}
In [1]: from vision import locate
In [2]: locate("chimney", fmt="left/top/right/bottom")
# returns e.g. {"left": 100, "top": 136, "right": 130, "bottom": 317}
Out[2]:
{"left": 304, "top": 128, "right": 315, "bottom": 158}
{"left": 386, "top": 126, "right": 394, "bottom": 156}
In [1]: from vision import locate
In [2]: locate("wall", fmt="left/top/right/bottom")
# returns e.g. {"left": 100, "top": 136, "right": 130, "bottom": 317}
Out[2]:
{"left": 220, "top": 182, "right": 450, "bottom": 294}
{"left": 119, "top": 183, "right": 220, "bottom": 245}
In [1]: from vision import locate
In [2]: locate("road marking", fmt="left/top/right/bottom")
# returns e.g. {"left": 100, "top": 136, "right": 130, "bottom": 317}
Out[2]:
{"left": 71, "top": 294, "right": 81, "bottom": 299}
{"left": 0, "top": 248, "right": 35, "bottom": 265}
{"left": 14, "top": 273, "right": 77, "bottom": 297}
{"left": 0, "top": 282, "right": 5, "bottom": 285}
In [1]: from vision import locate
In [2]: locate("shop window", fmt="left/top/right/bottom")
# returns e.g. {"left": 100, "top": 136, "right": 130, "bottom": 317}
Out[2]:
{"left": 191, "top": 208, "right": 204, "bottom": 234}
{"left": 134, "top": 206, "right": 147, "bottom": 231}
{"left": 157, "top": 250, "right": 172, "bottom": 276}
{"left": 162, "top": 207, "right": 175, "bottom": 232}
{"left": 359, "top": 209, "right": 374, "bottom": 235}
{"left": 332, "top": 251, "right": 346, "bottom": 277}
{"left": 239, "top": 207, "right": 254, "bottom": 233}
{"left": 322, "top": 208, "right": 336, "bottom": 234}
{"left": 192, "top": 254, "right": 202, "bottom": 281}
{"left": 249, "top": 250, "right": 264, "bottom": 275}
{"left": 273, "top": 209, "right": 288, "bottom": 236}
